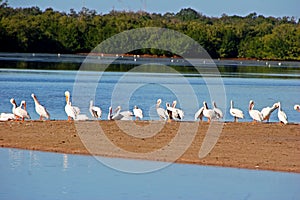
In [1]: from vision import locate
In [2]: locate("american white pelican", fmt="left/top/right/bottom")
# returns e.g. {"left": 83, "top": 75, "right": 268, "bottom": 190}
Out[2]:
{"left": 203, "top": 101, "right": 216, "bottom": 122}
{"left": 294, "top": 104, "right": 300, "bottom": 112}
{"left": 10, "top": 98, "right": 30, "bottom": 121}
{"left": 133, "top": 105, "right": 143, "bottom": 120}
{"left": 278, "top": 102, "right": 288, "bottom": 124}
{"left": 248, "top": 100, "right": 263, "bottom": 122}
{"left": 261, "top": 102, "right": 279, "bottom": 122}
{"left": 64, "top": 91, "right": 80, "bottom": 121}
{"left": 156, "top": 99, "right": 168, "bottom": 121}
{"left": 166, "top": 102, "right": 177, "bottom": 122}
{"left": 31, "top": 93, "right": 50, "bottom": 120}
{"left": 89, "top": 100, "right": 102, "bottom": 119}
{"left": 212, "top": 101, "right": 223, "bottom": 119}
{"left": 194, "top": 106, "right": 204, "bottom": 121}
{"left": 0, "top": 113, "right": 15, "bottom": 121}
{"left": 109, "top": 106, "right": 133, "bottom": 120}
{"left": 171, "top": 100, "right": 184, "bottom": 120}
{"left": 229, "top": 100, "right": 244, "bottom": 122}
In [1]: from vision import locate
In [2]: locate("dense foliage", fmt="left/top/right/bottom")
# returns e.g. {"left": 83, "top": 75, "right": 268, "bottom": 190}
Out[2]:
{"left": 0, "top": 1, "right": 299, "bottom": 60}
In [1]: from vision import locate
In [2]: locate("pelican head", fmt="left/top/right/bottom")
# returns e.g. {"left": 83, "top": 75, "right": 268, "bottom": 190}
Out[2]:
{"left": 203, "top": 101, "right": 208, "bottom": 109}
{"left": 156, "top": 99, "right": 162, "bottom": 106}
{"left": 249, "top": 100, "right": 254, "bottom": 110}
{"left": 65, "top": 91, "right": 70, "bottom": 103}
{"left": 294, "top": 104, "right": 300, "bottom": 111}
{"left": 114, "top": 106, "right": 121, "bottom": 113}
{"left": 172, "top": 100, "right": 177, "bottom": 108}
{"left": 10, "top": 98, "right": 16, "bottom": 105}
{"left": 31, "top": 93, "right": 36, "bottom": 98}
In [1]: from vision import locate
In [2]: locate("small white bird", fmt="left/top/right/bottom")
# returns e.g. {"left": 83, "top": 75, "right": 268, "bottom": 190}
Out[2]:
{"left": 229, "top": 100, "right": 244, "bottom": 122}
{"left": 10, "top": 98, "right": 30, "bottom": 121}
{"left": 64, "top": 91, "right": 80, "bottom": 121}
{"left": 212, "top": 101, "right": 223, "bottom": 119}
{"left": 261, "top": 102, "right": 279, "bottom": 122}
{"left": 194, "top": 106, "right": 204, "bottom": 121}
{"left": 278, "top": 102, "right": 288, "bottom": 124}
{"left": 156, "top": 99, "right": 168, "bottom": 121}
{"left": 248, "top": 100, "right": 263, "bottom": 122}
{"left": 89, "top": 100, "right": 102, "bottom": 119}
{"left": 31, "top": 93, "right": 50, "bottom": 120}
{"left": 133, "top": 105, "right": 143, "bottom": 120}
{"left": 294, "top": 104, "right": 300, "bottom": 112}
{"left": 203, "top": 101, "right": 216, "bottom": 122}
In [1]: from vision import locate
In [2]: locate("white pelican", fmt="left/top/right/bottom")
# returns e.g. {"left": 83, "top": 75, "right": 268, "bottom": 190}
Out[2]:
{"left": 212, "top": 101, "right": 223, "bottom": 119}
{"left": 229, "top": 100, "right": 244, "bottom": 122}
{"left": 203, "top": 101, "right": 216, "bottom": 122}
{"left": 10, "top": 98, "right": 30, "bottom": 121}
{"left": 156, "top": 99, "right": 168, "bottom": 121}
{"left": 248, "top": 100, "right": 263, "bottom": 122}
{"left": 64, "top": 91, "right": 80, "bottom": 121}
{"left": 261, "top": 102, "right": 279, "bottom": 122}
{"left": 0, "top": 113, "right": 15, "bottom": 121}
{"left": 31, "top": 93, "right": 50, "bottom": 120}
{"left": 89, "top": 100, "right": 102, "bottom": 119}
{"left": 278, "top": 102, "right": 288, "bottom": 124}
{"left": 109, "top": 106, "right": 133, "bottom": 120}
{"left": 171, "top": 100, "right": 184, "bottom": 120}
{"left": 133, "top": 105, "right": 143, "bottom": 120}
{"left": 166, "top": 102, "right": 177, "bottom": 122}
{"left": 294, "top": 104, "right": 300, "bottom": 112}
{"left": 194, "top": 106, "right": 204, "bottom": 121}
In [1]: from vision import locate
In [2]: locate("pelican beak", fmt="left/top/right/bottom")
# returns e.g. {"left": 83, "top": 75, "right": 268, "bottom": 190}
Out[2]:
{"left": 65, "top": 96, "right": 68, "bottom": 103}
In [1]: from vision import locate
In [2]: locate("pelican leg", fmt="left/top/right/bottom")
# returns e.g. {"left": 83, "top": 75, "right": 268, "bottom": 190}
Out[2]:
{"left": 68, "top": 116, "right": 72, "bottom": 121}
{"left": 22, "top": 117, "right": 25, "bottom": 122}
{"left": 39, "top": 115, "right": 43, "bottom": 120}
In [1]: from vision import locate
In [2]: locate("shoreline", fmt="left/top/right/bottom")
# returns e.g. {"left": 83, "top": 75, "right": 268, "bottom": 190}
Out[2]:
{"left": 1, "top": 120, "right": 299, "bottom": 173}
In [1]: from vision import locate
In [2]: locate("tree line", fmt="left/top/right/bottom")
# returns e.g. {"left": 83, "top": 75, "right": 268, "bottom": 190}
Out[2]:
{"left": 0, "top": 1, "right": 299, "bottom": 60}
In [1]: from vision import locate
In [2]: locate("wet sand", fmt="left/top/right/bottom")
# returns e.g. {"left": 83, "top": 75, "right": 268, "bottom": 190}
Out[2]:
{"left": 0, "top": 120, "right": 299, "bottom": 173}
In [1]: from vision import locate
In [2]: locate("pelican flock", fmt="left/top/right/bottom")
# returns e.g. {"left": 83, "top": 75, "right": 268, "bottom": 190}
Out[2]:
{"left": 0, "top": 91, "right": 298, "bottom": 124}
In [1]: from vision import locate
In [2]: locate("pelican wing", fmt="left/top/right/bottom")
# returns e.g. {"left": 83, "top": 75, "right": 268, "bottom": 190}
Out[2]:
{"left": 230, "top": 108, "right": 244, "bottom": 119}
{"left": 194, "top": 107, "right": 204, "bottom": 121}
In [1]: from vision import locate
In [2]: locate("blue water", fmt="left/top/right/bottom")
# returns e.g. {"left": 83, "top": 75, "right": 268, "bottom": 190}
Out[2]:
{"left": 0, "top": 148, "right": 299, "bottom": 200}
{"left": 0, "top": 68, "right": 299, "bottom": 122}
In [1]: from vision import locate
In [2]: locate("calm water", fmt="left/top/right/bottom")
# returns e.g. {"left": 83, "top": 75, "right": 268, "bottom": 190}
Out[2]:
{"left": 0, "top": 67, "right": 299, "bottom": 122}
{"left": 0, "top": 148, "right": 300, "bottom": 200}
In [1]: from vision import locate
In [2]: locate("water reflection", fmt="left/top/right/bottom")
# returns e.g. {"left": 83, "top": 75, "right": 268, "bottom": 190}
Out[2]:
{"left": 1, "top": 148, "right": 300, "bottom": 200}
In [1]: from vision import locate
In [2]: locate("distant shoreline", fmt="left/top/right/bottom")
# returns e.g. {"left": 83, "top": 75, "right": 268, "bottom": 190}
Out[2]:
{"left": 1, "top": 120, "right": 299, "bottom": 173}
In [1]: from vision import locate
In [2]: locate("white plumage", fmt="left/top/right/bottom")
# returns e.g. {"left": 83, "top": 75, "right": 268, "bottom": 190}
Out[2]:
{"left": 64, "top": 91, "right": 80, "bottom": 121}
{"left": 202, "top": 101, "right": 216, "bottom": 122}
{"left": 248, "top": 100, "right": 263, "bottom": 122}
{"left": 171, "top": 100, "right": 184, "bottom": 120}
{"left": 109, "top": 106, "right": 133, "bottom": 120}
{"left": 261, "top": 102, "right": 279, "bottom": 122}
{"left": 194, "top": 106, "right": 204, "bottom": 121}
{"left": 294, "top": 104, "right": 300, "bottom": 112}
{"left": 212, "top": 101, "right": 223, "bottom": 119}
{"left": 156, "top": 99, "right": 168, "bottom": 121}
{"left": 133, "top": 105, "right": 143, "bottom": 120}
{"left": 89, "top": 100, "right": 102, "bottom": 119}
{"left": 31, "top": 93, "right": 50, "bottom": 120}
{"left": 278, "top": 102, "right": 288, "bottom": 124}
{"left": 229, "top": 100, "right": 244, "bottom": 122}
{"left": 10, "top": 98, "right": 30, "bottom": 121}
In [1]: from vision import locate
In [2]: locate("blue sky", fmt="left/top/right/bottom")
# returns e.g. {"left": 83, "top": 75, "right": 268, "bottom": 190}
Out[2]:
{"left": 6, "top": 0, "right": 299, "bottom": 18}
